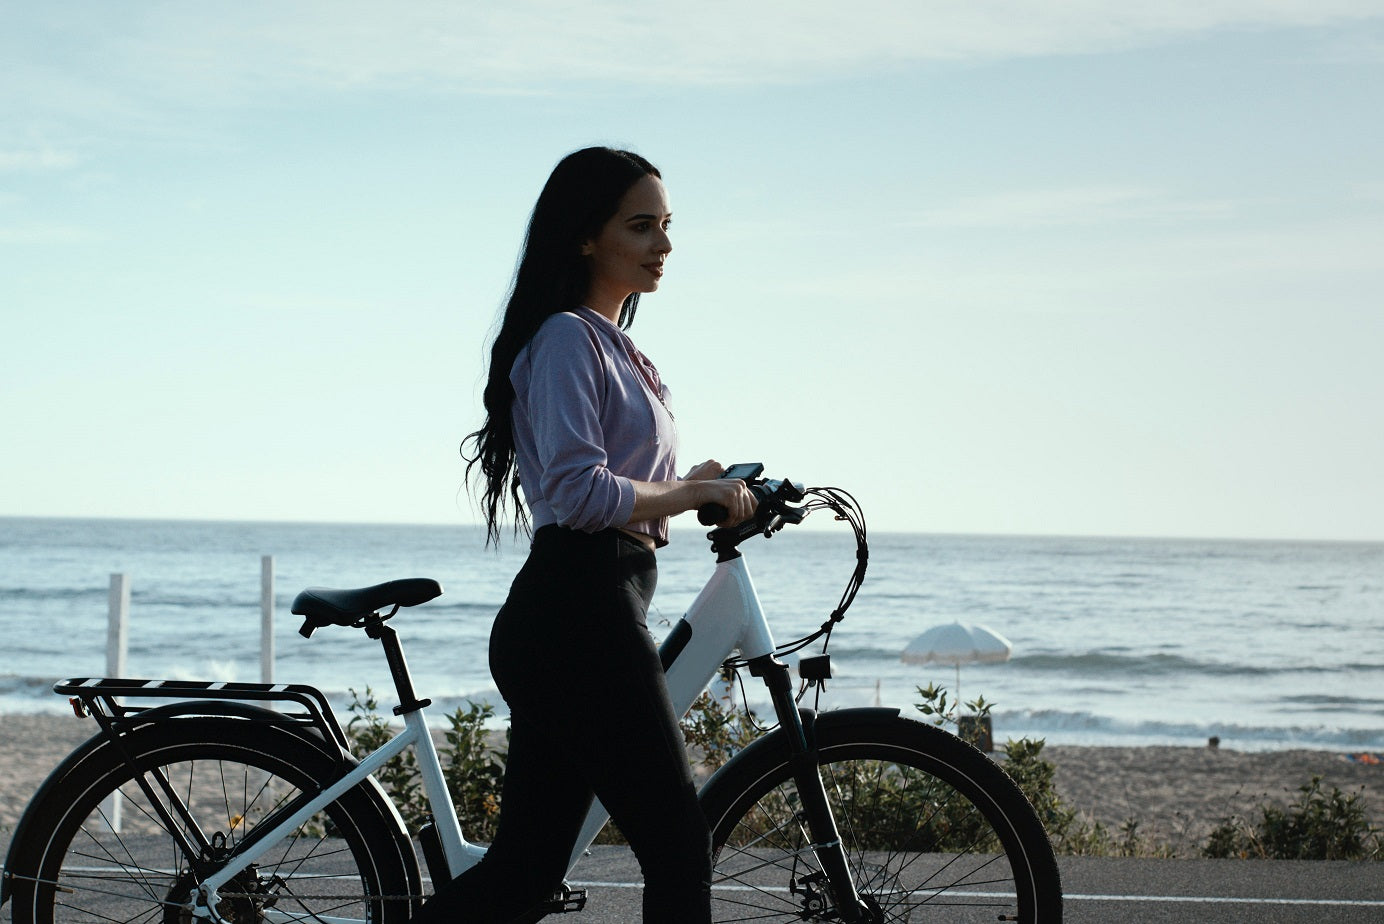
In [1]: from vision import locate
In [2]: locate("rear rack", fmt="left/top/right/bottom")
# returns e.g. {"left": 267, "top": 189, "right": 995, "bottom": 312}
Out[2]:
{"left": 55, "top": 677, "right": 350, "bottom": 752}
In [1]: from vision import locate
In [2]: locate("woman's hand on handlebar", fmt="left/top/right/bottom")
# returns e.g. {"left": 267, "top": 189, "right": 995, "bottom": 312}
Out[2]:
{"left": 627, "top": 462, "right": 756, "bottom": 527}
{"left": 692, "top": 476, "right": 757, "bottom": 527}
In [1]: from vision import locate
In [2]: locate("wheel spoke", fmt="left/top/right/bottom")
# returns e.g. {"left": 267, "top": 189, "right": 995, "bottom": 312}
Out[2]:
{"left": 706, "top": 718, "right": 1062, "bottom": 922}
{"left": 10, "top": 720, "right": 412, "bottom": 924}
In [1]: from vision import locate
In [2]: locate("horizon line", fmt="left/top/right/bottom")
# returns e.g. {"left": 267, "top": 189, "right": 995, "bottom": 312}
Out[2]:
{"left": 1, "top": 513, "right": 1379, "bottom": 546}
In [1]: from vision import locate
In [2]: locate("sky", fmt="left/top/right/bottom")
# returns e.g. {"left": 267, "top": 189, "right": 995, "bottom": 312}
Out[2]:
{"left": 2, "top": 1, "right": 1382, "bottom": 541}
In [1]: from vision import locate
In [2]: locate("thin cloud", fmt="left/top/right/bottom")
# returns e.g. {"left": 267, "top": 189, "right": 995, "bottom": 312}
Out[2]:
{"left": 0, "top": 149, "right": 81, "bottom": 171}
{"left": 0, "top": 223, "right": 101, "bottom": 244}
{"left": 8, "top": 1, "right": 1383, "bottom": 101}
{"left": 913, "top": 186, "right": 1236, "bottom": 229}
{"left": 1355, "top": 181, "right": 1384, "bottom": 203}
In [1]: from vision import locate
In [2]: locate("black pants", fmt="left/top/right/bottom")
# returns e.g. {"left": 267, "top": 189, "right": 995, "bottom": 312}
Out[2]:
{"left": 416, "top": 526, "right": 712, "bottom": 923}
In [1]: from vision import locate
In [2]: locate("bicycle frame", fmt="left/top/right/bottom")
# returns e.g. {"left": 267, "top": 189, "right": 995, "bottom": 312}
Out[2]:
{"left": 17, "top": 532, "right": 865, "bottom": 923}
{"left": 219, "top": 544, "right": 818, "bottom": 921}
{"left": 204, "top": 546, "right": 780, "bottom": 890}
{"left": 6, "top": 482, "right": 1067, "bottom": 923}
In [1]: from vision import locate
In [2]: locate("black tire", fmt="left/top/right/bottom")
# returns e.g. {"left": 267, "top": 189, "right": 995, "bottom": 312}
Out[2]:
{"left": 701, "top": 714, "right": 1062, "bottom": 922}
{"left": 6, "top": 718, "right": 417, "bottom": 924}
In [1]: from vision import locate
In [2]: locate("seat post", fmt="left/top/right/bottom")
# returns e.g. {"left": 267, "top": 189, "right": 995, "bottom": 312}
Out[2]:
{"left": 365, "top": 621, "right": 432, "bottom": 715}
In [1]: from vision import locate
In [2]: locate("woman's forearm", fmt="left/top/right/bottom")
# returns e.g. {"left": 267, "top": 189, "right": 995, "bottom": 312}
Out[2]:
{"left": 628, "top": 468, "right": 757, "bottom": 527}
{"left": 627, "top": 479, "right": 707, "bottom": 523}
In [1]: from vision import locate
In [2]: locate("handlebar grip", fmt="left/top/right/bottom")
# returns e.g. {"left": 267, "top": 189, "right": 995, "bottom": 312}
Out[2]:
{"left": 697, "top": 503, "right": 729, "bottom": 526}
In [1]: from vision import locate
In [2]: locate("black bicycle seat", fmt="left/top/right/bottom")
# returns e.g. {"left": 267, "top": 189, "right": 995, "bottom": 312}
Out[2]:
{"left": 293, "top": 578, "right": 443, "bottom": 637}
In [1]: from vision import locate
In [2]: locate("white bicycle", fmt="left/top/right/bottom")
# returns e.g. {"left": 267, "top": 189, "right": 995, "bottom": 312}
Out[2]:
{"left": 2, "top": 466, "right": 1063, "bottom": 922}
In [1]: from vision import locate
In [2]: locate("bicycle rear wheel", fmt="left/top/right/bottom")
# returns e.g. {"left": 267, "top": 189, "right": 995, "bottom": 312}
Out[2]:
{"left": 7, "top": 718, "right": 417, "bottom": 924}
{"left": 700, "top": 712, "right": 1062, "bottom": 922}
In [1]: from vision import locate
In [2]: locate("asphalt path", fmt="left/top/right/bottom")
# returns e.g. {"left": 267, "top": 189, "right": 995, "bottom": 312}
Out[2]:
{"left": 3, "top": 835, "right": 1380, "bottom": 923}
{"left": 563, "top": 848, "right": 1384, "bottom": 923}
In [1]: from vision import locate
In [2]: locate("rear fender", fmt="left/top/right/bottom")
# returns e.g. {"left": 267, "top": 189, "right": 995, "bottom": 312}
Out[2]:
{"left": 2, "top": 701, "right": 395, "bottom": 904}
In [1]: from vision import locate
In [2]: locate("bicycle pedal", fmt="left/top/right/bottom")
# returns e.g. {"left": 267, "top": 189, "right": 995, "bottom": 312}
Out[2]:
{"left": 542, "top": 885, "right": 587, "bottom": 913}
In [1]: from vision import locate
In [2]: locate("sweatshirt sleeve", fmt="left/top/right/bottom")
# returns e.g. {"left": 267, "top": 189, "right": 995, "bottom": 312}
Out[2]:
{"left": 516, "top": 315, "right": 636, "bottom": 531}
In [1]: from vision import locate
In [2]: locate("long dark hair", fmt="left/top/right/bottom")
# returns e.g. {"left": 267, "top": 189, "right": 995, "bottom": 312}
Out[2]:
{"left": 463, "top": 147, "right": 661, "bottom": 544}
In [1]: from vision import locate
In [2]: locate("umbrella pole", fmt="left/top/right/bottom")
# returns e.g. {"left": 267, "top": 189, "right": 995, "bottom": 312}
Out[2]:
{"left": 955, "top": 662, "right": 961, "bottom": 712}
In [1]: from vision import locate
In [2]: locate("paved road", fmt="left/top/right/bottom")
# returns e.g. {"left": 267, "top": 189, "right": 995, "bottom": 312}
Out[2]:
{"left": 566, "top": 848, "right": 1384, "bottom": 923}
{"left": 3, "top": 834, "right": 1380, "bottom": 922}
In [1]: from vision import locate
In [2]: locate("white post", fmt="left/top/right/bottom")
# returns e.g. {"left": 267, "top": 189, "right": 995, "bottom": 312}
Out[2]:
{"left": 107, "top": 574, "right": 129, "bottom": 678}
{"left": 106, "top": 574, "right": 129, "bottom": 832}
{"left": 261, "top": 555, "right": 275, "bottom": 684}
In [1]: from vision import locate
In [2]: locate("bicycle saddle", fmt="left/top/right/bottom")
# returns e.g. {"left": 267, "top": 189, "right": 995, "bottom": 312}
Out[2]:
{"left": 293, "top": 578, "right": 443, "bottom": 637}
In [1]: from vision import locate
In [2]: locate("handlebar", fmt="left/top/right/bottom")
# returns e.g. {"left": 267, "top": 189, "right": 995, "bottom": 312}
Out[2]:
{"left": 692, "top": 466, "right": 869, "bottom": 665}
{"left": 696, "top": 479, "right": 806, "bottom": 527}
{"left": 695, "top": 464, "right": 807, "bottom": 534}
{"left": 696, "top": 503, "right": 729, "bottom": 526}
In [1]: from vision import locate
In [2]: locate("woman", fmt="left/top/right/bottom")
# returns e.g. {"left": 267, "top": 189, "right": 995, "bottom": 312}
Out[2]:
{"left": 421, "top": 147, "right": 755, "bottom": 922}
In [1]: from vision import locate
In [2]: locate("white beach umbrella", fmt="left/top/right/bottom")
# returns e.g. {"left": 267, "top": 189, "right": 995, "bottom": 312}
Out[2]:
{"left": 900, "top": 621, "right": 1013, "bottom": 705}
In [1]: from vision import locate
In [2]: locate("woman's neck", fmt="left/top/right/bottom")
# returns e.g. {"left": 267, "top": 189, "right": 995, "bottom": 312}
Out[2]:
{"left": 582, "top": 288, "right": 626, "bottom": 324}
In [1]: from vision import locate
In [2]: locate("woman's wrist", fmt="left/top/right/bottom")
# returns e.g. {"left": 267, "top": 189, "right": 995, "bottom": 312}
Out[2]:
{"left": 628, "top": 478, "right": 704, "bottom": 522}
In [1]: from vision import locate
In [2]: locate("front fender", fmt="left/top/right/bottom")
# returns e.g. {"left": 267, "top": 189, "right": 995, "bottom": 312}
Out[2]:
{"left": 698, "top": 706, "right": 903, "bottom": 813}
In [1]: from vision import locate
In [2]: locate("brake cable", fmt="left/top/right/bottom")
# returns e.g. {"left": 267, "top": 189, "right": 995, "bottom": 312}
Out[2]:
{"left": 721, "top": 485, "right": 869, "bottom": 701}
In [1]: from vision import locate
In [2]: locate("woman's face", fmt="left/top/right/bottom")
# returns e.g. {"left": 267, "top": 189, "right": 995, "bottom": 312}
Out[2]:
{"left": 581, "top": 174, "right": 672, "bottom": 318}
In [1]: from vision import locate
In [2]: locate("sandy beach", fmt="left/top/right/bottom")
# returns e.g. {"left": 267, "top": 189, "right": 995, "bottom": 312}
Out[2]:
{"left": 1042, "top": 743, "right": 1382, "bottom": 853}
{"left": 1, "top": 713, "right": 1378, "bottom": 857}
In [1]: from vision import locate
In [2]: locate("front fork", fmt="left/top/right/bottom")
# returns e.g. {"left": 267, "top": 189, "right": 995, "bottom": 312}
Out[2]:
{"left": 750, "top": 656, "right": 872, "bottom": 924}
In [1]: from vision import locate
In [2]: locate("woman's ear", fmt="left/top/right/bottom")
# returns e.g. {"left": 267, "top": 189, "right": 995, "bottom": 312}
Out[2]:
{"left": 579, "top": 239, "right": 594, "bottom": 256}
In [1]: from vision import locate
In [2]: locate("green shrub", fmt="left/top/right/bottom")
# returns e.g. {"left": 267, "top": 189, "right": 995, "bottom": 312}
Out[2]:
{"left": 1203, "top": 777, "right": 1381, "bottom": 861}
{"left": 914, "top": 686, "right": 1175, "bottom": 857}
{"left": 914, "top": 682, "right": 994, "bottom": 750}
{"left": 682, "top": 683, "right": 758, "bottom": 774}
{"left": 440, "top": 700, "right": 507, "bottom": 844}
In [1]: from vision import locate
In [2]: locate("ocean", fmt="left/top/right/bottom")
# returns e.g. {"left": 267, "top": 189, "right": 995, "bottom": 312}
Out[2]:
{"left": 1, "top": 517, "right": 1381, "bottom": 752}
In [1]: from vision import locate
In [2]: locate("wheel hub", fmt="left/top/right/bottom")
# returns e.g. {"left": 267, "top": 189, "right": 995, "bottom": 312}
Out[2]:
{"left": 164, "top": 836, "right": 280, "bottom": 924}
{"left": 788, "top": 872, "right": 884, "bottom": 922}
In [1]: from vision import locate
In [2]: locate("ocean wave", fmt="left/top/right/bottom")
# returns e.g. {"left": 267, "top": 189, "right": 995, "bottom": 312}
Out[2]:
{"left": 2, "top": 586, "right": 266, "bottom": 613}
{"left": 397, "top": 600, "right": 503, "bottom": 618}
{"left": 0, "top": 586, "right": 108, "bottom": 604}
{"left": 130, "top": 594, "right": 259, "bottom": 610}
{"left": 999, "top": 707, "right": 1384, "bottom": 750}
{"left": 0, "top": 674, "right": 58, "bottom": 691}
{"left": 1007, "top": 651, "right": 1384, "bottom": 677}
{"left": 1277, "top": 692, "right": 1384, "bottom": 712}
{"left": 808, "top": 645, "right": 907, "bottom": 661}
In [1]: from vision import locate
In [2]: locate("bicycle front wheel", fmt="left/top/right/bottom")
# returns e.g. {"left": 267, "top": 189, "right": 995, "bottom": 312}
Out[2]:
{"left": 701, "top": 712, "right": 1062, "bottom": 922}
{"left": 7, "top": 717, "right": 417, "bottom": 924}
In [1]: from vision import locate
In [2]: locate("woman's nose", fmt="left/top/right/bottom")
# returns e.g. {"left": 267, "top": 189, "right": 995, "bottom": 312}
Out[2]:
{"left": 655, "top": 228, "right": 672, "bottom": 254}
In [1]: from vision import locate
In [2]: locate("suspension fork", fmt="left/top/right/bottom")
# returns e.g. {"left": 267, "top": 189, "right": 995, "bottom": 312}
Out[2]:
{"left": 750, "top": 656, "right": 869, "bottom": 923}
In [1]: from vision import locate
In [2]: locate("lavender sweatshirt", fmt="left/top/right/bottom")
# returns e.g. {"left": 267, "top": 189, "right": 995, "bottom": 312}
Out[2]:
{"left": 510, "top": 307, "right": 678, "bottom": 546}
